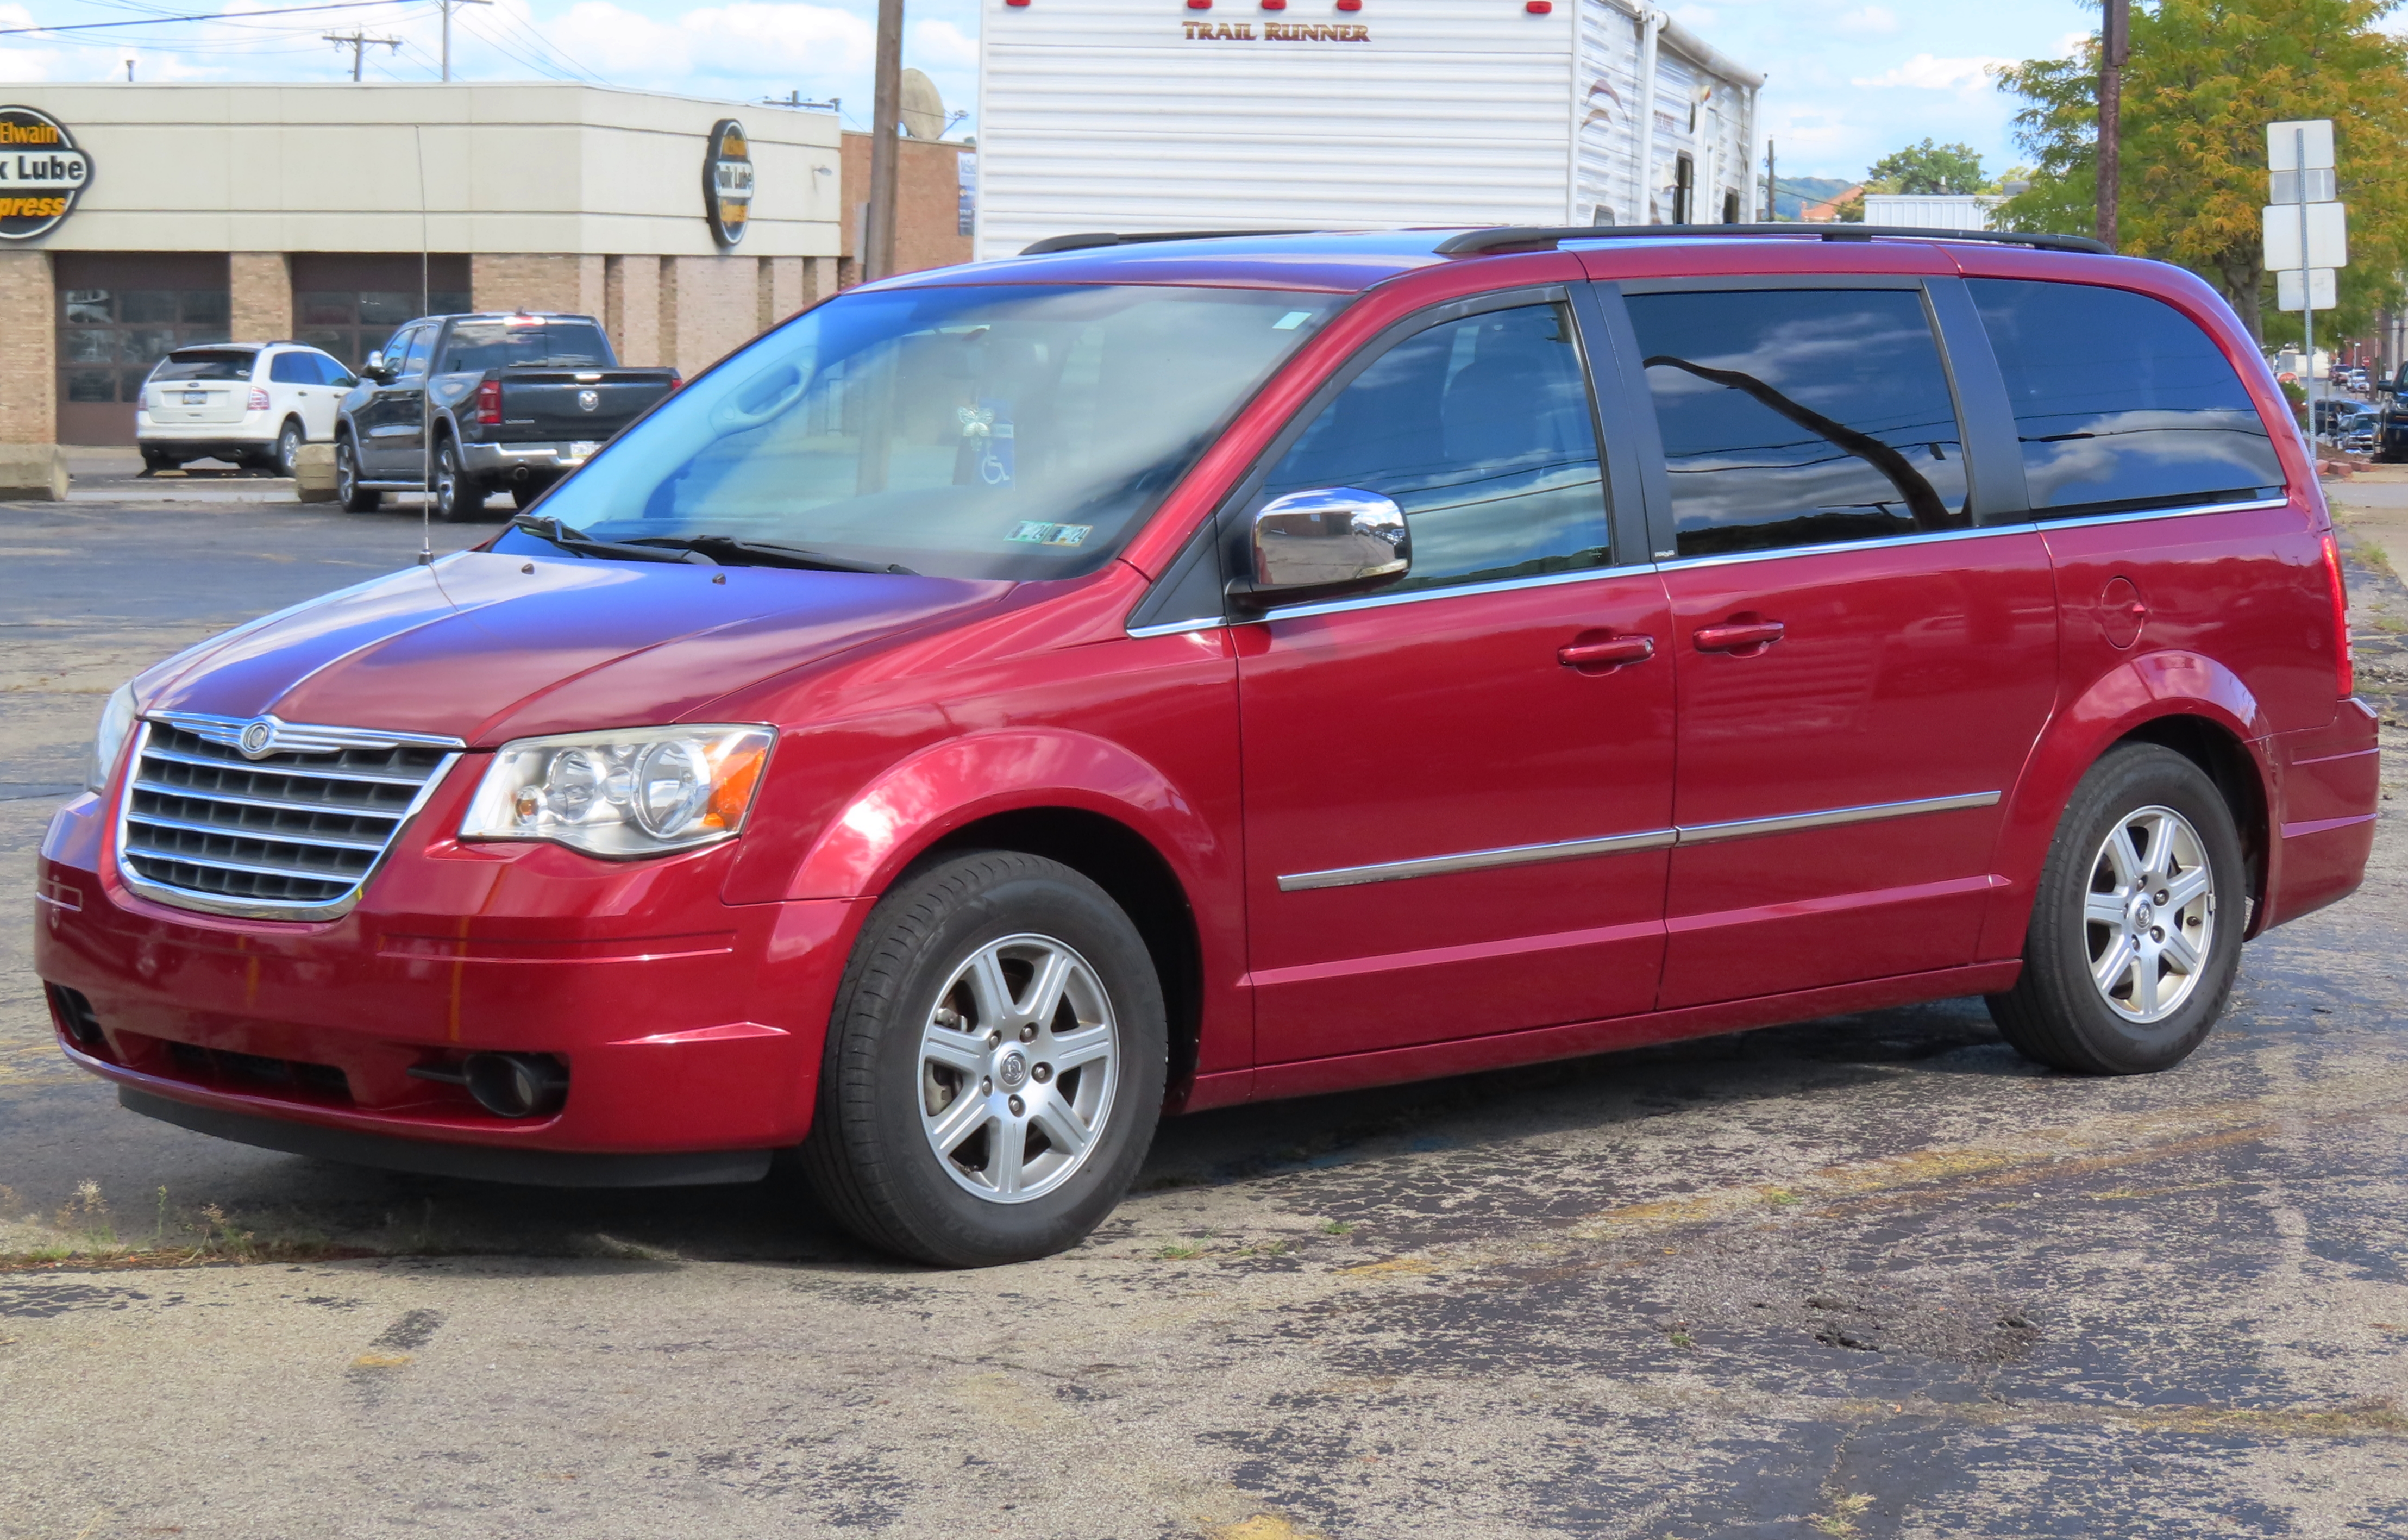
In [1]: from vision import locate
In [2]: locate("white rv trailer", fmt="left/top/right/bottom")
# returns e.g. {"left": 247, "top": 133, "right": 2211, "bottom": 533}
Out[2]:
{"left": 971, "top": 0, "right": 1765, "bottom": 261}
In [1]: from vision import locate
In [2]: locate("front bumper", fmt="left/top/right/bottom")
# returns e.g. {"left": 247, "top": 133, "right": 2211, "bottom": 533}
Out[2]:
{"left": 35, "top": 777, "right": 866, "bottom": 1164}
{"left": 459, "top": 440, "right": 597, "bottom": 479}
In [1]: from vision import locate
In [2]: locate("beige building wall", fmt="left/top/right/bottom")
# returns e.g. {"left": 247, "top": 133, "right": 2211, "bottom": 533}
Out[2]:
{"left": 667, "top": 254, "right": 765, "bottom": 378}
{"left": 472, "top": 253, "right": 606, "bottom": 318}
{"left": 0, "top": 252, "right": 57, "bottom": 445}
{"left": 228, "top": 253, "right": 291, "bottom": 343}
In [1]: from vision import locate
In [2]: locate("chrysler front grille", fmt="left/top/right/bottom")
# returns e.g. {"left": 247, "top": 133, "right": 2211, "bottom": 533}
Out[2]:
{"left": 116, "top": 713, "right": 465, "bottom": 920}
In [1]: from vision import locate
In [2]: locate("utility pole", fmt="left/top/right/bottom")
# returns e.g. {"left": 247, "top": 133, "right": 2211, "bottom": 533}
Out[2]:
{"left": 326, "top": 30, "right": 400, "bottom": 81}
{"left": 1765, "top": 138, "right": 1777, "bottom": 221}
{"left": 436, "top": 0, "right": 491, "bottom": 82}
{"left": 864, "top": 0, "right": 905, "bottom": 280}
{"left": 2096, "top": 0, "right": 2130, "bottom": 250}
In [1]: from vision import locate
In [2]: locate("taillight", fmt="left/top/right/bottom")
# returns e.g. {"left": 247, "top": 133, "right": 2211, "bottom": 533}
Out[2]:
{"left": 2321, "top": 529, "right": 2355, "bottom": 697}
{"left": 246, "top": 387, "right": 270, "bottom": 411}
{"left": 476, "top": 379, "right": 501, "bottom": 426}
{"left": 668, "top": 372, "right": 682, "bottom": 391}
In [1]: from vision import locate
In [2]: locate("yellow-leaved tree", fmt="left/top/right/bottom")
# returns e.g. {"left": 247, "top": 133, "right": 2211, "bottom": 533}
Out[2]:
{"left": 1993, "top": 0, "right": 2408, "bottom": 346}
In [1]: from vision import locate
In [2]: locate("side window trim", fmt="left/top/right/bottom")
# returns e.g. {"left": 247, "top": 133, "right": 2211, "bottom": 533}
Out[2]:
{"left": 1581, "top": 281, "right": 1678, "bottom": 562}
{"left": 1923, "top": 277, "right": 2031, "bottom": 523}
{"left": 1126, "top": 284, "right": 1623, "bottom": 634}
{"left": 1566, "top": 279, "right": 1659, "bottom": 568}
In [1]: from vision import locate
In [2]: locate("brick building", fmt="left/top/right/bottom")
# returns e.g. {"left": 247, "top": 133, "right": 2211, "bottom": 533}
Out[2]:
{"left": 836, "top": 130, "right": 976, "bottom": 290}
{"left": 0, "top": 83, "right": 845, "bottom": 453}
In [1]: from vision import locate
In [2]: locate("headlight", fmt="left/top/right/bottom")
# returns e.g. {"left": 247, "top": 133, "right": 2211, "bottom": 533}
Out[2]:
{"left": 87, "top": 683, "right": 137, "bottom": 793}
{"left": 459, "top": 725, "right": 774, "bottom": 857}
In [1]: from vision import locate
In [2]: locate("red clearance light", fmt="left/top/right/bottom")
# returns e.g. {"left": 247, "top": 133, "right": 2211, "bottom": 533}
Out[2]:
{"left": 476, "top": 379, "right": 502, "bottom": 426}
{"left": 1262, "top": 0, "right": 1284, "bottom": 8}
{"left": 1005, "top": 0, "right": 1027, "bottom": 7}
{"left": 1525, "top": 1, "right": 1551, "bottom": 11}
{"left": 1187, "top": 0, "right": 1209, "bottom": 8}
{"left": 1335, "top": 0, "right": 1360, "bottom": 10}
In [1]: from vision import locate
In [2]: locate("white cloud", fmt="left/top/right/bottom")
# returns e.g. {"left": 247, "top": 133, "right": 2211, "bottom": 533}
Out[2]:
{"left": 1835, "top": 6, "right": 1898, "bottom": 35}
{"left": 549, "top": 1, "right": 874, "bottom": 83}
{"left": 909, "top": 18, "right": 977, "bottom": 71}
{"left": 1850, "top": 53, "right": 2014, "bottom": 99}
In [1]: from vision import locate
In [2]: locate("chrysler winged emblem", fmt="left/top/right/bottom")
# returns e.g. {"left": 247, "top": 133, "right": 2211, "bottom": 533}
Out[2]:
{"left": 238, "top": 719, "right": 277, "bottom": 758}
{"left": 578, "top": 388, "right": 599, "bottom": 413}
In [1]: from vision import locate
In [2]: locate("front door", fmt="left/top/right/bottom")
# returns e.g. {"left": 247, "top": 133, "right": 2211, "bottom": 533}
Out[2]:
{"left": 1238, "top": 295, "right": 1676, "bottom": 1066}
{"left": 1617, "top": 281, "right": 2058, "bottom": 1009}
{"left": 359, "top": 324, "right": 432, "bottom": 477}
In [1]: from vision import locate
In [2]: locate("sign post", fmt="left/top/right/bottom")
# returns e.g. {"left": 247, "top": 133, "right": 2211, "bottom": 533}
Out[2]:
{"left": 2265, "top": 120, "right": 2344, "bottom": 443}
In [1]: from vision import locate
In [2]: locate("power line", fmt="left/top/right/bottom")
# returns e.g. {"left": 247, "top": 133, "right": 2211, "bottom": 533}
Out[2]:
{"left": 0, "top": 0, "right": 415, "bottom": 37}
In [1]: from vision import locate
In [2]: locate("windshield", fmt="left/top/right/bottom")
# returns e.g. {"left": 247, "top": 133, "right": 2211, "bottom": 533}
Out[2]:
{"left": 440, "top": 320, "right": 612, "bottom": 374}
{"left": 498, "top": 283, "right": 1339, "bottom": 580}
{"left": 152, "top": 351, "right": 256, "bottom": 383}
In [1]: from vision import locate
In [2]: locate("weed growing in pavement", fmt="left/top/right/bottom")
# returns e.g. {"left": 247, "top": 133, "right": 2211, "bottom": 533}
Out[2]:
{"left": 196, "top": 1204, "right": 257, "bottom": 1260}
{"left": 1763, "top": 1189, "right": 1802, "bottom": 1207}
{"left": 1320, "top": 1219, "right": 1354, "bottom": 1236}
{"left": 1155, "top": 1242, "right": 1209, "bottom": 1260}
{"left": 1810, "top": 1493, "right": 1875, "bottom": 1537}
{"left": 54, "top": 1180, "right": 118, "bottom": 1250}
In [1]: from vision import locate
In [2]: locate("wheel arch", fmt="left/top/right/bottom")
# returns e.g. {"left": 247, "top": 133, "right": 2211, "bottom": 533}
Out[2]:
{"left": 782, "top": 729, "right": 1225, "bottom": 1099}
{"left": 1983, "top": 652, "right": 2278, "bottom": 957}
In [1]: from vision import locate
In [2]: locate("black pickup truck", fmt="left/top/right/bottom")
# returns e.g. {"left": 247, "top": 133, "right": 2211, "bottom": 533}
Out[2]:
{"left": 333, "top": 312, "right": 680, "bottom": 521}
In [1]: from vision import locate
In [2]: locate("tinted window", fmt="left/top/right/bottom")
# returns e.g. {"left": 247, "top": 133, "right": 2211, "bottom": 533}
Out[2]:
{"left": 399, "top": 327, "right": 434, "bottom": 377}
{"left": 268, "top": 351, "right": 315, "bottom": 384}
{"left": 1256, "top": 303, "right": 1608, "bottom": 592}
{"left": 1625, "top": 288, "right": 1970, "bottom": 558}
{"left": 150, "top": 350, "right": 256, "bottom": 383}
{"left": 315, "top": 353, "right": 358, "bottom": 387}
{"left": 1970, "top": 279, "right": 2285, "bottom": 516}
{"left": 438, "top": 320, "right": 613, "bottom": 374}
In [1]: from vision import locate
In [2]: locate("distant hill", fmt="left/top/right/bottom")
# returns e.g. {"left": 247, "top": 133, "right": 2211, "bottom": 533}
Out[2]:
{"left": 1772, "top": 177, "right": 1853, "bottom": 221}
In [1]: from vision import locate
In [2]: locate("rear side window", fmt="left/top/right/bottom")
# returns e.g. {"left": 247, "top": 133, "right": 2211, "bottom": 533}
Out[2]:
{"left": 1624, "top": 288, "right": 1970, "bottom": 559}
{"left": 267, "top": 351, "right": 315, "bottom": 384}
{"left": 150, "top": 350, "right": 255, "bottom": 383}
{"left": 1257, "top": 302, "right": 1609, "bottom": 592}
{"left": 1968, "top": 278, "right": 2285, "bottom": 517}
{"left": 440, "top": 321, "right": 612, "bottom": 374}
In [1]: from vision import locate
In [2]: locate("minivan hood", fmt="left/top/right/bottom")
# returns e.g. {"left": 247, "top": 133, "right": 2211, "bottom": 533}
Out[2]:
{"left": 139, "top": 550, "right": 1011, "bottom": 744}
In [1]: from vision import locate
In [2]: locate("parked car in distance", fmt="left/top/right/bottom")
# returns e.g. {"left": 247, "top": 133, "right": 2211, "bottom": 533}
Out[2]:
{"left": 39, "top": 226, "right": 2376, "bottom": 1267}
{"left": 136, "top": 342, "right": 357, "bottom": 475}
{"left": 2336, "top": 405, "right": 2379, "bottom": 456}
{"left": 333, "top": 311, "right": 680, "bottom": 522}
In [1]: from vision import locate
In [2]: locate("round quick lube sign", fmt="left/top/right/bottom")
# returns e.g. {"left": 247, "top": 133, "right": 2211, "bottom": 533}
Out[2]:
{"left": 0, "top": 107, "right": 91, "bottom": 241}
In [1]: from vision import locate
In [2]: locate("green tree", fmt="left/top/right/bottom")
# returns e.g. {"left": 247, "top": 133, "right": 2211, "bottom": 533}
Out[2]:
{"left": 1865, "top": 139, "right": 1990, "bottom": 194}
{"left": 1992, "top": 0, "right": 2408, "bottom": 344}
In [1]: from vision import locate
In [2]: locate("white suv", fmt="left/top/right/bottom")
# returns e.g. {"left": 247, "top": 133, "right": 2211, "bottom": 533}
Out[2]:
{"left": 136, "top": 342, "right": 358, "bottom": 476}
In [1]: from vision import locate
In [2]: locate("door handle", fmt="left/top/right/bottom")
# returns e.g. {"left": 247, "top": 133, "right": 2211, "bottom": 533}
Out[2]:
{"left": 1693, "top": 620, "right": 1785, "bottom": 654}
{"left": 1558, "top": 635, "right": 1656, "bottom": 671}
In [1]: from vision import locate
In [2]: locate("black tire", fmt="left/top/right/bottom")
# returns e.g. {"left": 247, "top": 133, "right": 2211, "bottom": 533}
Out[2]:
{"left": 432, "top": 438, "right": 485, "bottom": 522}
{"left": 1986, "top": 743, "right": 2247, "bottom": 1075}
{"left": 801, "top": 850, "right": 1168, "bottom": 1267}
{"left": 273, "top": 418, "right": 305, "bottom": 478}
{"left": 335, "top": 436, "right": 380, "bottom": 514}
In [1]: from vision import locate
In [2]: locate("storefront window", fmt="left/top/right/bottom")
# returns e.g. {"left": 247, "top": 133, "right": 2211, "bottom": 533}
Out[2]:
{"left": 57, "top": 280, "right": 234, "bottom": 405}
{"left": 296, "top": 285, "right": 468, "bottom": 369}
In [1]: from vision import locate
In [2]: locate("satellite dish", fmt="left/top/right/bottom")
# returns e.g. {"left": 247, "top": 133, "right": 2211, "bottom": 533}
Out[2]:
{"left": 900, "top": 70, "right": 945, "bottom": 141}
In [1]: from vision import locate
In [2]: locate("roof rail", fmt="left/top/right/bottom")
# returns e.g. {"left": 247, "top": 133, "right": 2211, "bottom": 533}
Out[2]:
{"left": 1433, "top": 223, "right": 2112, "bottom": 257}
{"left": 1020, "top": 229, "right": 1307, "bottom": 255}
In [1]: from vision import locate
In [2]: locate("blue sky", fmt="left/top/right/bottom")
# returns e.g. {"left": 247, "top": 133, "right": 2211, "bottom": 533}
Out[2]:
{"left": 3, "top": 0, "right": 2092, "bottom": 180}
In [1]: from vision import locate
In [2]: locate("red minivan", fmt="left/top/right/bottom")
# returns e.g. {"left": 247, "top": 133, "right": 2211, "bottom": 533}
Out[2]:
{"left": 35, "top": 227, "right": 2379, "bottom": 1264}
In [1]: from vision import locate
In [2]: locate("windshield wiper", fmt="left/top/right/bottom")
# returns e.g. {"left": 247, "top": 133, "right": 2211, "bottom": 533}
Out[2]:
{"left": 618, "top": 534, "right": 914, "bottom": 575}
{"left": 508, "top": 515, "right": 709, "bottom": 565}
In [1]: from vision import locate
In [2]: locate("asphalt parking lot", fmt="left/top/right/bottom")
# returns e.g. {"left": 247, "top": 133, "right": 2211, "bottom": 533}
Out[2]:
{"left": 3, "top": 473, "right": 2406, "bottom": 1538}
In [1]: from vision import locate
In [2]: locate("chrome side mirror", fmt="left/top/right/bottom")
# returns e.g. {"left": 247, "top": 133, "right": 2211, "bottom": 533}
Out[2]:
{"left": 1241, "top": 486, "right": 1410, "bottom": 605}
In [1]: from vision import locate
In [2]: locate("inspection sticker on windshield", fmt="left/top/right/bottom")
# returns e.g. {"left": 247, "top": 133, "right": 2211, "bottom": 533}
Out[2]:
{"left": 1007, "top": 521, "right": 1092, "bottom": 547}
{"left": 1273, "top": 311, "right": 1314, "bottom": 330}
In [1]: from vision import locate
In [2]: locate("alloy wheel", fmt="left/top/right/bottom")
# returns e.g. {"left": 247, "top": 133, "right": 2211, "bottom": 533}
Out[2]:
{"left": 277, "top": 422, "right": 302, "bottom": 477}
{"left": 2081, "top": 804, "right": 2215, "bottom": 1024}
{"left": 435, "top": 443, "right": 459, "bottom": 518}
{"left": 336, "top": 442, "right": 356, "bottom": 498}
{"left": 917, "top": 932, "right": 1119, "bottom": 1204}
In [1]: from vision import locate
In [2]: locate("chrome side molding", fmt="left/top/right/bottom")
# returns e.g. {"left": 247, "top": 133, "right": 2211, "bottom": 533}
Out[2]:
{"left": 1275, "top": 790, "right": 2002, "bottom": 892}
